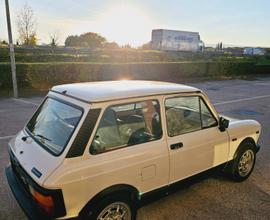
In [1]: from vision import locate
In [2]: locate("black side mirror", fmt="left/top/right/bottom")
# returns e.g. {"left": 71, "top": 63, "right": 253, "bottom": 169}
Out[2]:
{"left": 219, "top": 117, "right": 229, "bottom": 132}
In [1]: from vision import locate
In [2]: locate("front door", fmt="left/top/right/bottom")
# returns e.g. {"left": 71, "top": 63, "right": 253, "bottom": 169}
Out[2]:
{"left": 90, "top": 98, "right": 169, "bottom": 193}
{"left": 164, "top": 95, "right": 229, "bottom": 183}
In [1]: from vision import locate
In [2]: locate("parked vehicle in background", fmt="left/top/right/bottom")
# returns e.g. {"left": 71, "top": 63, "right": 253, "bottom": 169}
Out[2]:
{"left": 5, "top": 80, "right": 261, "bottom": 220}
{"left": 244, "top": 47, "right": 265, "bottom": 55}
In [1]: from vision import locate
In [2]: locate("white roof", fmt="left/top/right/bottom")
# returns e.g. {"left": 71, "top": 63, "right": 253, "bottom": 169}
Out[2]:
{"left": 51, "top": 80, "right": 199, "bottom": 103}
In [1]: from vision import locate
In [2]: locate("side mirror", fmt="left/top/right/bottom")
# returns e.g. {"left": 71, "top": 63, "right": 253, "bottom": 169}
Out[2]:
{"left": 219, "top": 117, "right": 229, "bottom": 132}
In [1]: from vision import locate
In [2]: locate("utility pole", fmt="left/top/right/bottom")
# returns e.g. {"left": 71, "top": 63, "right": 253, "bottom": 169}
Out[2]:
{"left": 5, "top": 0, "right": 18, "bottom": 98}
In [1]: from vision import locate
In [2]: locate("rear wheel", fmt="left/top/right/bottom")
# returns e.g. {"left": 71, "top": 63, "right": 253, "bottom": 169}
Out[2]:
{"left": 230, "top": 142, "right": 256, "bottom": 182}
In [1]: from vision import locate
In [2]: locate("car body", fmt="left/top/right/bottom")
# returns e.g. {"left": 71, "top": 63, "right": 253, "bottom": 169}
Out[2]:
{"left": 5, "top": 80, "right": 261, "bottom": 220}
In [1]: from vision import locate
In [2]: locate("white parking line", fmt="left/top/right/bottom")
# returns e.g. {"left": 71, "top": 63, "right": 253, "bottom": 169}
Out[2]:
{"left": 12, "top": 98, "right": 39, "bottom": 106}
{"left": 0, "top": 135, "right": 14, "bottom": 140}
{"left": 213, "top": 94, "right": 270, "bottom": 106}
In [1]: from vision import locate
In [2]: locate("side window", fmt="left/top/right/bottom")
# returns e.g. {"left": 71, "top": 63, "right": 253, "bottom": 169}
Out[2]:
{"left": 165, "top": 96, "right": 217, "bottom": 137}
{"left": 165, "top": 96, "right": 201, "bottom": 136}
{"left": 200, "top": 99, "right": 218, "bottom": 128}
{"left": 90, "top": 100, "right": 162, "bottom": 154}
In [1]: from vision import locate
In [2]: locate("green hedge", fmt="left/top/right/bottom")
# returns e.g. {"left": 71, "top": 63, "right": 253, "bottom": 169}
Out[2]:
{"left": 1, "top": 62, "right": 270, "bottom": 91}
{"left": 0, "top": 47, "right": 211, "bottom": 63}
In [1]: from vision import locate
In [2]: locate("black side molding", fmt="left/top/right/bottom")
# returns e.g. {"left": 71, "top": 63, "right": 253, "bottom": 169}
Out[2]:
{"left": 66, "top": 108, "right": 101, "bottom": 158}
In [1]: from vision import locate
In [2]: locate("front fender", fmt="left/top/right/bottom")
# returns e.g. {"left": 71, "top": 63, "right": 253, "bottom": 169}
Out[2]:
{"left": 225, "top": 118, "right": 261, "bottom": 160}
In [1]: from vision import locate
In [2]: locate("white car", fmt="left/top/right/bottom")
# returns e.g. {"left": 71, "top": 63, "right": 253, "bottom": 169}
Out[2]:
{"left": 6, "top": 80, "right": 261, "bottom": 220}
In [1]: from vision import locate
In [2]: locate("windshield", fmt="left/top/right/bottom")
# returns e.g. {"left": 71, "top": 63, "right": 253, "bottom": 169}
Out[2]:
{"left": 26, "top": 97, "right": 83, "bottom": 156}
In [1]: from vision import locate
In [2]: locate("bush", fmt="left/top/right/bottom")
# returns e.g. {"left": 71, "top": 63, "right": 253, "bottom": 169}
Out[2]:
{"left": 1, "top": 61, "right": 270, "bottom": 91}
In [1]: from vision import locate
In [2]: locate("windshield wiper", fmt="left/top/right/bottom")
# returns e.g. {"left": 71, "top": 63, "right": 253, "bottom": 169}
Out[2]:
{"left": 22, "top": 130, "right": 52, "bottom": 142}
{"left": 22, "top": 133, "right": 51, "bottom": 142}
{"left": 34, "top": 133, "right": 51, "bottom": 142}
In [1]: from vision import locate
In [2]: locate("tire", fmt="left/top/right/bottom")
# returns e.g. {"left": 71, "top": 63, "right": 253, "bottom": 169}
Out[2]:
{"left": 86, "top": 193, "right": 137, "bottom": 220}
{"left": 230, "top": 142, "right": 256, "bottom": 182}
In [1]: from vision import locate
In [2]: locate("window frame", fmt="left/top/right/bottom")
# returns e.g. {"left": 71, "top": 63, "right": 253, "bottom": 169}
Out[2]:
{"left": 199, "top": 97, "right": 218, "bottom": 129}
{"left": 164, "top": 94, "right": 218, "bottom": 137}
{"left": 89, "top": 99, "right": 163, "bottom": 155}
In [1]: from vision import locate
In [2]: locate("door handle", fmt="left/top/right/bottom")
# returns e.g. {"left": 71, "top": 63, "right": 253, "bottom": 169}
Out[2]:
{"left": 170, "top": 142, "right": 183, "bottom": 150}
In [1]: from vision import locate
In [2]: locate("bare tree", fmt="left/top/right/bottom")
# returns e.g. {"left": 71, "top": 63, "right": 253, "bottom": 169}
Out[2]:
{"left": 17, "top": 4, "right": 37, "bottom": 45}
{"left": 49, "top": 31, "right": 60, "bottom": 47}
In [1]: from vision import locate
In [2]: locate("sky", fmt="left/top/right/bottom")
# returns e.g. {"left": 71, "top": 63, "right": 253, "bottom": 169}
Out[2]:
{"left": 1, "top": 0, "right": 270, "bottom": 47}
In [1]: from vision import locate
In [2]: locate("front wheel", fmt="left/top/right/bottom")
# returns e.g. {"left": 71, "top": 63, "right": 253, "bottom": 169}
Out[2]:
{"left": 230, "top": 142, "right": 256, "bottom": 182}
{"left": 87, "top": 194, "right": 136, "bottom": 220}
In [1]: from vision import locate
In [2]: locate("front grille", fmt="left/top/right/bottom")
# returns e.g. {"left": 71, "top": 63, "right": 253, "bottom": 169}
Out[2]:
{"left": 9, "top": 149, "right": 31, "bottom": 195}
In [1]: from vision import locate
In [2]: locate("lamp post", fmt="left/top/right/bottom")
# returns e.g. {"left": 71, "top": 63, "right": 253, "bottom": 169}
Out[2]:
{"left": 5, "top": 0, "right": 18, "bottom": 98}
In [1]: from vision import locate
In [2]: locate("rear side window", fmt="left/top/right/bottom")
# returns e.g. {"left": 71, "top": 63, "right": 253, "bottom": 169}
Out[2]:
{"left": 90, "top": 100, "right": 162, "bottom": 154}
{"left": 165, "top": 96, "right": 217, "bottom": 137}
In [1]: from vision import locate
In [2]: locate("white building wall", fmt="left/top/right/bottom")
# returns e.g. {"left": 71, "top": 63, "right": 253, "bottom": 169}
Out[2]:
{"left": 152, "top": 29, "right": 201, "bottom": 52}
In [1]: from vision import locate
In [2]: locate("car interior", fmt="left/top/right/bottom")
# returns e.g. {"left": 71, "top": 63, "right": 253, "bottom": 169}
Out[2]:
{"left": 91, "top": 101, "right": 161, "bottom": 154}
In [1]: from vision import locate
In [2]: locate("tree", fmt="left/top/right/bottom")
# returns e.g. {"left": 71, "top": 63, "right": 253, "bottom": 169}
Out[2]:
{"left": 17, "top": 4, "right": 37, "bottom": 46}
{"left": 140, "top": 42, "right": 151, "bottom": 50}
{"left": 122, "top": 44, "right": 132, "bottom": 49}
{"left": 64, "top": 32, "right": 107, "bottom": 48}
{"left": 216, "top": 42, "right": 223, "bottom": 51}
{"left": 49, "top": 31, "right": 60, "bottom": 47}
{"left": 65, "top": 35, "right": 80, "bottom": 47}
{"left": 80, "top": 32, "right": 106, "bottom": 48}
{"left": 103, "top": 41, "right": 119, "bottom": 49}
{"left": 1, "top": 40, "right": 8, "bottom": 45}
{"left": 29, "top": 34, "right": 37, "bottom": 45}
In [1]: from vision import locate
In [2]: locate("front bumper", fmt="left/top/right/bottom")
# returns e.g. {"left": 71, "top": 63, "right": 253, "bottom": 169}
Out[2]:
{"left": 256, "top": 144, "right": 261, "bottom": 153}
{"left": 5, "top": 166, "right": 52, "bottom": 220}
{"left": 6, "top": 144, "right": 69, "bottom": 219}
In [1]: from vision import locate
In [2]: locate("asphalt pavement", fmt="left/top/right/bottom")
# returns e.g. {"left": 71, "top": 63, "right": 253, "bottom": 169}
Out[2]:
{"left": 0, "top": 78, "right": 270, "bottom": 220}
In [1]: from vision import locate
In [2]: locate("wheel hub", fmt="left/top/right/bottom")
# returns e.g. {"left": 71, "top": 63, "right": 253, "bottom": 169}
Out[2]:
{"left": 238, "top": 149, "right": 254, "bottom": 177}
{"left": 97, "top": 202, "right": 131, "bottom": 220}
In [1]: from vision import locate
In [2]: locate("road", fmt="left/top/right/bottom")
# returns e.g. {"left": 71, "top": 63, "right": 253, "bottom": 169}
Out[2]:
{"left": 0, "top": 78, "right": 270, "bottom": 220}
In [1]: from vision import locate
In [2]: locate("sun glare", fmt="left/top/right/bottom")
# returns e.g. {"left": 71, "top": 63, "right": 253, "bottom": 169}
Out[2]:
{"left": 97, "top": 4, "right": 154, "bottom": 47}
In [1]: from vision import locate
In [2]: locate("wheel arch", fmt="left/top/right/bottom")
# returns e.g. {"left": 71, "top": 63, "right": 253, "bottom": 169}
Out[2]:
{"left": 233, "top": 137, "right": 256, "bottom": 159}
{"left": 79, "top": 184, "right": 140, "bottom": 218}
{"left": 224, "top": 136, "right": 257, "bottom": 174}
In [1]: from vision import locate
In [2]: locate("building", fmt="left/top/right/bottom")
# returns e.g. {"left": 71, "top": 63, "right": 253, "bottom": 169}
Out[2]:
{"left": 243, "top": 47, "right": 265, "bottom": 55}
{"left": 151, "top": 29, "right": 204, "bottom": 52}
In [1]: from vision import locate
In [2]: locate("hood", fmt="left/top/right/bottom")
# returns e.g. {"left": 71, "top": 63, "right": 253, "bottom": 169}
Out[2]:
{"left": 9, "top": 130, "right": 65, "bottom": 186}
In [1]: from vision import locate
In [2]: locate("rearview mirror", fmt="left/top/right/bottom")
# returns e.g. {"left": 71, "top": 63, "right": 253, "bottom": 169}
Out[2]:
{"left": 219, "top": 117, "right": 229, "bottom": 132}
